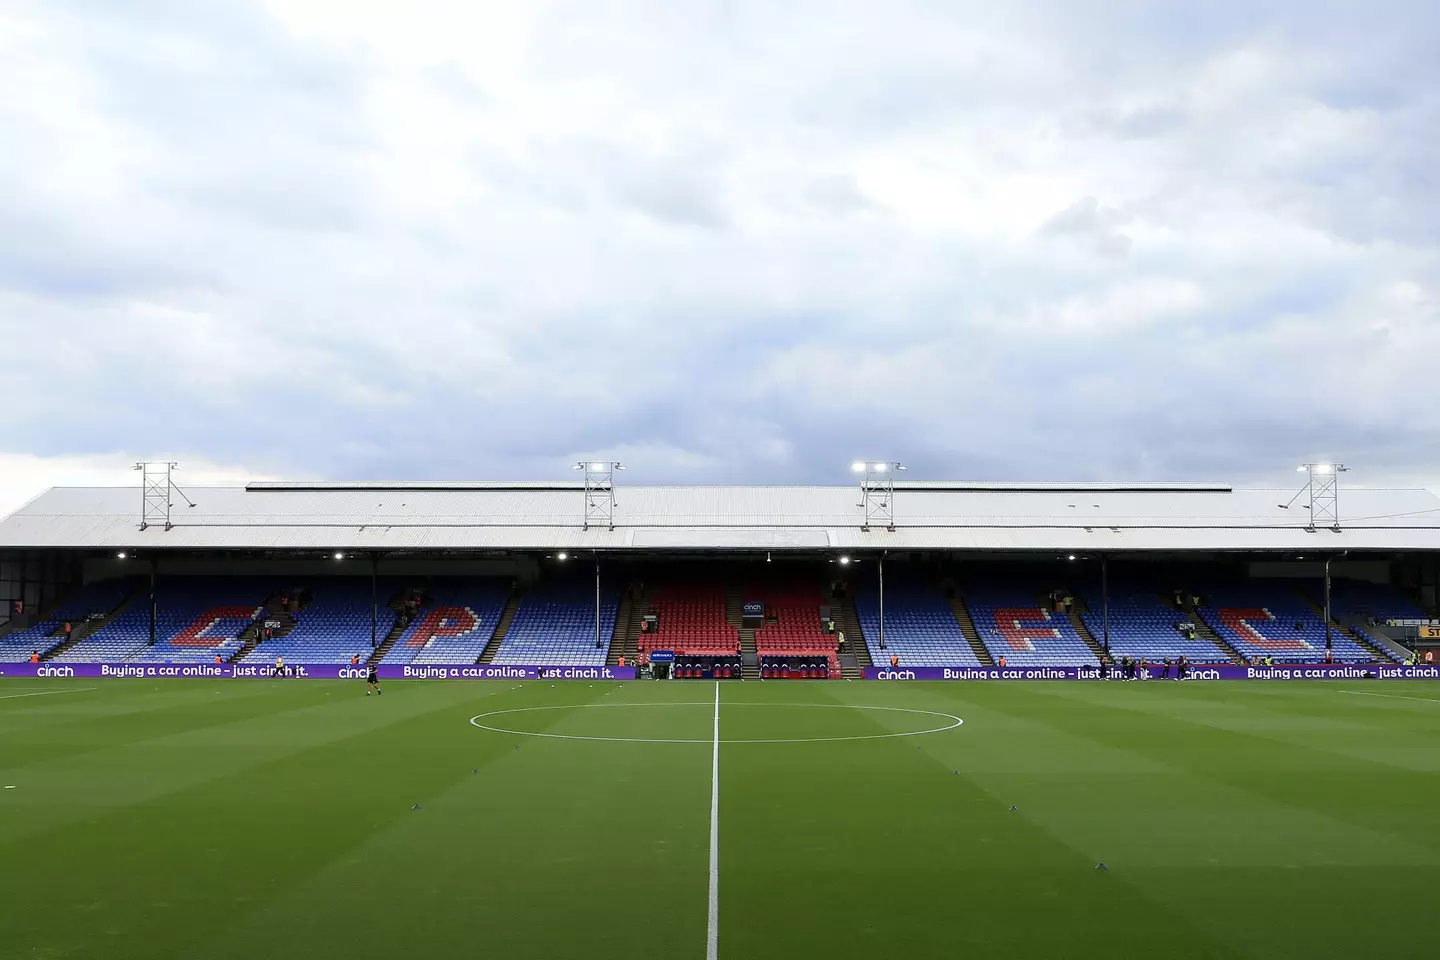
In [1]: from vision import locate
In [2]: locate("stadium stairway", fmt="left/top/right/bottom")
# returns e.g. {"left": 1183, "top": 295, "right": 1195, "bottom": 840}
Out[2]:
{"left": 739, "top": 627, "right": 759, "bottom": 678}
{"left": 607, "top": 582, "right": 647, "bottom": 666}
{"left": 368, "top": 618, "right": 408, "bottom": 665}
{"left": 232, "top": 590, "right": 298, "bottom": 663}
{"left": 479, "top": 590, "right": 523, "bottom": 664}
{"left": 366, "top": 588, "right": 416, "bottom": 665}
{"left": 943, "top": 585, "right": 993, "bottom": 666}
{"left": 1185, "top": 602, "right": 1249, "bottom": 664}
{"left": 1294, "top": 589, "right": 1398, "bottom": 663}
{"left": 42, "top": 586, "right": 146, "bottom": 661}
{"left": 603, "top": 588, "right": 631, "bottom": 664}
{"left": 1062, "top": 598, "right": 1109, "bottom": 663}
{"left": 829, "top": 584, "right": 867, "bottom": 676}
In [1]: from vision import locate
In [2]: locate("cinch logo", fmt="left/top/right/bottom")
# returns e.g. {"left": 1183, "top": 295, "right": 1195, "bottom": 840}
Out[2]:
{"left": 876, "top": 669, "right": 916, "bottom": 680}
{"left": 337, "top": 667, "right": 368, "bottom": 679}
{"left": 35, "top": 665, "right": 74, "bottom": 677}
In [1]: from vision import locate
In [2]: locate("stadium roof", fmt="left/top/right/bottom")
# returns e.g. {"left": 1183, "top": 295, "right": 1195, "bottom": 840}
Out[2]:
{"left": 1, "top": 482, "right": 1439, "bottom": 553}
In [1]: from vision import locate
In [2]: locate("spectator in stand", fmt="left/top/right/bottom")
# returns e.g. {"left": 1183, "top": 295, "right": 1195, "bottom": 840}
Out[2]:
{"left": 29, "top": 651, "right": 39, "bottom": 663}
{"left": 889, "top": 654, "right": 899, "bottom": 669}
{"left": 998, "top": 655, "right": 1008, "bottom": 668}
{"left": 214, "top": 654, "right": 223, "bottom": 665}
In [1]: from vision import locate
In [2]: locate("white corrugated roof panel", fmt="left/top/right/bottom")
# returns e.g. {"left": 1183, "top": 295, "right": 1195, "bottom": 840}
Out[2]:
{"left": 0, "top": 482, "right": 1437, "bottom": 551}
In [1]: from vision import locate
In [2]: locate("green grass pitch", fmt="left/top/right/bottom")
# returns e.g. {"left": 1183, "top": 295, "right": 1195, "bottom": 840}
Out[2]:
{"left": 3, "top": 677, "right": 1439, "bottom": 959}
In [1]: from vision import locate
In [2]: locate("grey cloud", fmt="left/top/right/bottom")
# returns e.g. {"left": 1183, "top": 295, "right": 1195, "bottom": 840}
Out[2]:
{"left": 1, "top": 1, "right": 1439, "bottom": 491}
{"left": 1040, "top": 198, "right": 1134, "bottom": 258}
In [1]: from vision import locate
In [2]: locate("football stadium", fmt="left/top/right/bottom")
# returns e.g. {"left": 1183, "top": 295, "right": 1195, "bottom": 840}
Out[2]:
{"left": 2, "top": 472, "right": 1440, "bottom": 959}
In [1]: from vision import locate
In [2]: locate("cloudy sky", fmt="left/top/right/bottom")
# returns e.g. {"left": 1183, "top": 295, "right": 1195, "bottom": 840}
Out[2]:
{"left": 1, "top": 0, "right": 1436, "bottom": 513}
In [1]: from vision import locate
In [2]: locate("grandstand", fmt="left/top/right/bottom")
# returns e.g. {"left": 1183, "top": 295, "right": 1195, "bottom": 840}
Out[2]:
{"left": 381, "top": 577, "right": 509, "bottom": 665}
{"left": 244, "top": 578, "right": 398, "bottom": 665}
{"left": 493, "top": 577, "right": 616, "bottom": 666}
{"left": 1, "top": 480, "right": 1438, "bottom": 667}
{"left": 1077, "top": 585, "right": 1232, "bottom": 662}
{"left": 855, "top": 582, "right": 981, "bottom": 666}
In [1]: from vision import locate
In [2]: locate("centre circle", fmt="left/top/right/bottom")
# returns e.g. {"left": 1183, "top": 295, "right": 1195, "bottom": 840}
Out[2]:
{"left": 467, "top": 702, "right": 964, "bottom": 744}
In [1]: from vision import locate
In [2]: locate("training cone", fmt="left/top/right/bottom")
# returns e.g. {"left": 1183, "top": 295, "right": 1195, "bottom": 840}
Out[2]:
{"left": 1095, "top": 862, "right": 1108, "bottom": 871}
{"left": 472, "top": 769, "right": 478, "bottom": 774}
{"left": 411, "top": 804, "right": 421, "bottom": 811}
{"left": 953, "top": 770, "right": 959, "bottom": 775}
{"left": 1009, "top": 805, "right": 1018, "bottom": 812}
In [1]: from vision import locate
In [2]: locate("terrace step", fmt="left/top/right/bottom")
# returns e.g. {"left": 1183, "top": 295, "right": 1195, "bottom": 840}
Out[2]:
{"left": 608, "top": 582, "right": 647, "bottom": 666}
{"left": 944, "top": 585, "right": 994, "bottom": 666}
{"left": 42, "top": 587, "right": 146, "bottom": 661}
{"left": 605, "top": 590, "right": 631, "bottom": 665}
{"left": 1064, "top": 603, "right": 1108, "bottom": 663}
{"left": 829, "top": 586, "right": 868, "bottom": 677}
{"left": 480, "top": 590, "right": 523, "bottom": 664}
{"left": 739, "top": 627, "right": 759, "bottom": 678}
{"left": 367, "top": 591, "right": 414, "bottom": 666}
{"left": 1183, "top": 600, "right": 1246, "bottom": 664}
{"left": 1295, "top": 589, "right": 1399, "bottom": 663}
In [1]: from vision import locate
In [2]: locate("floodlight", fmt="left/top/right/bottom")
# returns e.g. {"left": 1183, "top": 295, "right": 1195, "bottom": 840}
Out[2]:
{"left": 117, "top": 552, "right": 127, "bottom": 559}
{"left": 839, "top": 555, "right": 851, "bottom": 565}
{"left": 1068, "top": 554, "right": 1076, "bottom": 561}
{"left": 1314, "top": 463, "right": 1333, "bottom": 474}
{"left": 589, "top": 462, "right": 605, "bottom": 471}
{"left": 557, "top": 552, "right": 568, "bottom": 561}
{"left": 851, "top": 461, "right": 866, "bottom": 472}
{"left": 333, "top": 552, "right": 344, "bottom": 561}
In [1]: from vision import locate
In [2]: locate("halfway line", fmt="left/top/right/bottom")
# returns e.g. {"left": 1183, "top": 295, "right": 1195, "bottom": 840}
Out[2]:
{"left": 0, "top": 686, "right": 97, "bottom": 701}
{"left": 707, "top": 681, "right": 720, "bottom": 960}
{"left": 1340, "top": 690, "right": 1440, "bottom": 705}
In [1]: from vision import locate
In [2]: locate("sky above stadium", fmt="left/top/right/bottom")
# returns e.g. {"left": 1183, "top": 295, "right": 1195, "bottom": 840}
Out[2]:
{"left": 1, "top": 0, "right": 1438, "bottom": 513}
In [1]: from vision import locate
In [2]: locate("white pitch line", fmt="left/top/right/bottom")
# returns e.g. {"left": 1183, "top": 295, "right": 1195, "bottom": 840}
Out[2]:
{"left": 707, "top": 680, "right": 720, "bottom": 960}
{"left": 1340, "top": 690, "right": 1440, "bottom": 704}
{"left": 0, "top": 686, "right": 97, "bottom": 701}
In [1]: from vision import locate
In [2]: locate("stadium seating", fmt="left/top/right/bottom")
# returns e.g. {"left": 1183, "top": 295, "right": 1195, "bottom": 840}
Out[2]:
{"left": 1076, "top": 587, "right": 1231, "bottom": 662}
{"left": 749, "top": 587, "right": 836, "bottom": 676}
{"left": 243, "top": 579, "right": 399, "bottom": 665}
{"left": 55, "top": 578, "right": 272, "bottom": 663}
{"left": 0, "top": 578, "right": 140, "bottom": 662}
{"left": 759, "top": 656, "right": 831, "bottom": 679}
{"left": 382, "top": 578, "right": 509, "bottom": 665}
{"left": 1195, "top": 582, "right": 1372, "bottom": 662}
{"left": 673, "top": 656, "right": 744, "bottom": 679}
{"left": 1323, "top": 580, "right": 1428, "bottom": 624}
{"left": 968, "top": 583, "right": 1096, "bottom": 666}
{"left": 854, "top": 583, "right": 981, "bottom": 667}
{"left": 491, "top": 578, "right": 617, "bottom": 666}
{"left": 640, "top": 585, "right": 737, "bottom": 657}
